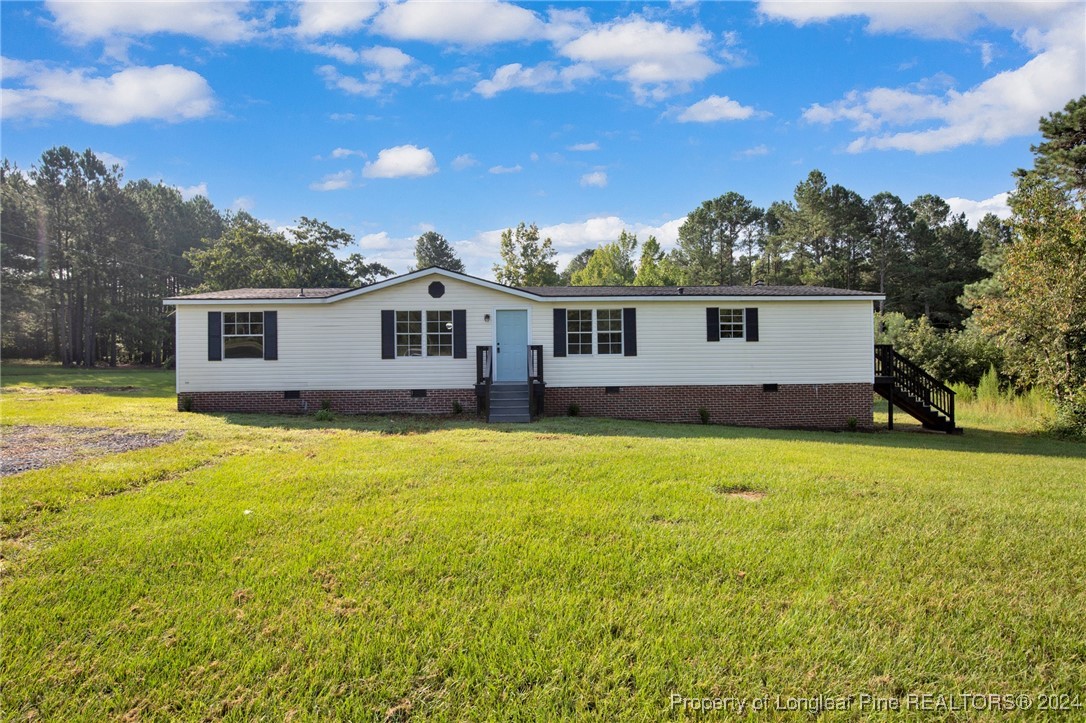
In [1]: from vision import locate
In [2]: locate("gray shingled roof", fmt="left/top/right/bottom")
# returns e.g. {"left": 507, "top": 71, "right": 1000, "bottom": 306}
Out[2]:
{"left": 519, "top": 285, "right": 876, "bottom": 297}
{"left": 168, "top": 277, "right": 876, "bottom": 301}
{"left": 170, "top": 287, "right": 353, "bottom": 300}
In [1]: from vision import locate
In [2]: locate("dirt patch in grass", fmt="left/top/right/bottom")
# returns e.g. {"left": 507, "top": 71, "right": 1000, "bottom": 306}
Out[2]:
{"left": 3, "top": 385, "right": 140, "bottom": 395}
{"left": 0, "top": 425, "right": 183, "bottom": 476}
{"left": 711, "top": 484, "right": 766, "bottom": 501}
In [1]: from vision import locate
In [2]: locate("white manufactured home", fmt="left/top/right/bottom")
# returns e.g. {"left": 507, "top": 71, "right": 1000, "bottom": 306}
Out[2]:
{"left": 164, "top": 267, "right": 955, "bottom": 431}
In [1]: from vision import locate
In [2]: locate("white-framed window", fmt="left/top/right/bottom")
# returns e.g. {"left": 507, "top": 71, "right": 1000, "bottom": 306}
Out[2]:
{"left": 596, "top": 309, "right": 623, "bottom": 354}
{"left": 426, "top": 310, "right": 453, "bottom": 357}
{"left": 396, "top": 310, "right": 452, "bottom": 357}
{"left": 567, "top": 309, "right": 593, "bottom": 355}
{"left": 568, "top": 309, "right": 623, "bottom": 355}
{"left": 223, "top": 311, "right": 264, "bottom": 359}
{"left": 719, "top": 308, "right": 745, "bottom": 339}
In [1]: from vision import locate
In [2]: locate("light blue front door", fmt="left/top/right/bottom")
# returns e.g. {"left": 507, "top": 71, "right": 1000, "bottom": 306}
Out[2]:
{"left": 495, "top": 310, "right": 528, "bottom": 381}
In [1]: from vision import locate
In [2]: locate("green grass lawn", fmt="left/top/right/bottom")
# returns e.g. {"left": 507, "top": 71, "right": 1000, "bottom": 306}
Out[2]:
{"left": 2, "top": 363, "right": 1084, "bottom": 721}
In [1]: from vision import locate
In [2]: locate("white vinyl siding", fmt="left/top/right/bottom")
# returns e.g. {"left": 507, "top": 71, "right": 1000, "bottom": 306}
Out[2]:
{"left": 540, "top": 300, "right": 873, "bottom": 387}
{"left": 173, "top": 276, "right": 874, "bottom": 392}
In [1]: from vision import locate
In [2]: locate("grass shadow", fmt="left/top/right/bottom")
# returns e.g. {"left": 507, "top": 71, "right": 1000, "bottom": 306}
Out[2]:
{"left": 216, "top": 410, "right": 1086, "bottom": 460}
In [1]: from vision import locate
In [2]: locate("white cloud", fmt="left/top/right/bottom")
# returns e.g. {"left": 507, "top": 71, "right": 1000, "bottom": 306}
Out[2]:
{"left": 1, "top": 61, "right": 215, "bottom": 125}
{"left": 232, "top": 196, "right": 255, "bottom": 212}
{"left": 330, "top": 147, "right": 365, "bottom": 159}
{"left": 580, "top": 171, "right": 608, "bottom": 188}
{"left": 316, "top": 64, "right": 378, "bottom": 96}
{"left": 306, "top": 42, "right": 362, "bottom": 64}
{"left": 759, "top": 1, "right": 1077, "bottom": 42}
{"left": 329, "top": 112, "right": 356, "bottom": 122}
{"left": 489, "top": 164, "right": 523, "bottom": 174}
{"left": 568, "top": 142, "right": 600, "bottom": 151}
{"left": 45, "top": 0, "right": 262, "bottom": 45}
{"left": 295, "top": 1, "right": 380, "bottom": 37}
{"left": 735, "top": 144, "right": 770, "bottom": 158}
{"left": 544, "top": 7, "right": 594, "bottom": 44}
{"left": 176, "top": 182, "right": 208, "bottom": 200}
{"left": 363, "top": 145, "right": 438, "bottom": 178}
{"left": 358, "top": 231, "right": 394, "bottom": 250}
{"left": 312, "top": 45, "right": 425, "bottom": 96}
{"left": 772, "top": 2, "right": 1085, "bottom": 153}
{"left": 946, "top": 192, "right": 1012, "bottom": 226}
{"left": 372, "top": 0, "right": 545, "bottom": 45}
{"left": 473, "top": 62, "right": 595, "bottom": 98}
{"left": 979, "top": 41, "right": 995, "bottom": 67}
{"left": 95, "top": 151, "right": 127, "bottom": 169}
{"left": 559, "top": 16, "right": 721, "bottom": 101}
{"left": 309, "top": 170, "right": 354, "bottom": 191}
{"left": 808, "top": 37, "right": 1084, "bottom": 153}
{"left": 675, "top": 94, "right": 757, "bottom": 122}
{"left": 360, "top": 46, "right": 415, "bottom": 77}
{"left": 451, "top": 154, "right": 479, "bottom": 171}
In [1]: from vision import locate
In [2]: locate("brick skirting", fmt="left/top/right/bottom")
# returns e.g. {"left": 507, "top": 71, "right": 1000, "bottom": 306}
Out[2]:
{"left": 543, "top": 383, "right": 873, "bottom": 430}
{"left": 179, "top": 388, "right": 478, "bottom": 415}
{"left": 180, "top": 382, "right": 872, "bottom": 430}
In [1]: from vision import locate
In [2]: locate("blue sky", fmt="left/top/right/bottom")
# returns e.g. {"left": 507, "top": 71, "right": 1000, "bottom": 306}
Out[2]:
{"left": 3, "top": 1, "right": 1083, "bottom": 277}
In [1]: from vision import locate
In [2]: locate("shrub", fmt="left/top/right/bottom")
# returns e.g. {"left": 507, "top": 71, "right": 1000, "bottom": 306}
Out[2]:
{"left": 697, "top": 407, "right": 710, "bottom": 425}
{"left": 847, "top": 416, "right": 858, "bottom": 432}
{"left": 1048, "top": 403, "right": 1086, "bottom": 439}
{"left": 567, "top": 403, "right": 580, "bottom": 417}
{"left": 319, "top": 399, "right": 332, "bottom": 412}
{"left": 452, "top": 400, "right": 463, "bottom": 415}
{"left": 874, "top": 312, "right": 1001, "bottom": 386}
{"left": 976, "top": 364, "right": 1001, "bottom": 406}
{"left": 949, "top": 381, "right": 975, "bottom": 403}
{"left": 314, "top": 408, "right": 335, "bottom": 422}
{"left": 179, "top": 394, "right": 194, "bottom": 412}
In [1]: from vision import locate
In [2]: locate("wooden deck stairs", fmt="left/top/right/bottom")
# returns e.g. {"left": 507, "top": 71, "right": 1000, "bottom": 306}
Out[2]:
{"left": 487, "top": 383, "right": 532, "bottom": 423}
{"left": 874, "top": 344, "right": 960, "bottom": 434}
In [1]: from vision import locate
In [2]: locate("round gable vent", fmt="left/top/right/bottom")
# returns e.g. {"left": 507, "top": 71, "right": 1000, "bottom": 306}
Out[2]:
{"left": 428, "top": 281, "right": 446, "bottom": 298}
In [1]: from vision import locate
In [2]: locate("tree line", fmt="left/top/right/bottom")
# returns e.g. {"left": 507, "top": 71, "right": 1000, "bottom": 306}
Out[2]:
{"left": 1, "top": 149, "right": 390, "bottom": 366}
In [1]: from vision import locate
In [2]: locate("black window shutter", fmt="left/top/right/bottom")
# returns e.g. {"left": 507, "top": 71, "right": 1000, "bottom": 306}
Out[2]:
{"left": 263, "top": 311, "right": 278, "bottom": 360}
{"left": 623, "top": 307, "right": 637, "bottom": 357}
{"left": 208, "top": 311, "right": 222, "bottom": 361}
{"left": 553, "top": 308, "right": 567, "bottom": 357}
{"left": 453, "top": 309, "right": 467, "bottom": 359}
{"left": 706, "top": 307, "right": 720, "bottom": 342}
{"left": 745, "top": 307, "right": 759, "bottom": 342}
{"left": 381, "top": 310, "right": 395, "bottom": 359}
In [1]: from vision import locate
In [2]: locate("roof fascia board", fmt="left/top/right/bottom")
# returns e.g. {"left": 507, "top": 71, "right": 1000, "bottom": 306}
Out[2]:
{"left": 527, "top": 294, "right": 884, "bottom": 303}
{"left": 166, "top": 292, "right": 883, "bottom": 306}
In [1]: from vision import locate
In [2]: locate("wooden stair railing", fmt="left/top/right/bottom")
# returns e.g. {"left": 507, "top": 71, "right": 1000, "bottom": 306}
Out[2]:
{"left": 475, "top": 345, "right": 493, "bottom": 416}
{"left": 874, "top": 344, "right": 959, "bottom": 434}
{"left": 527, "top": 344, "right": 545, "bottom": 418}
